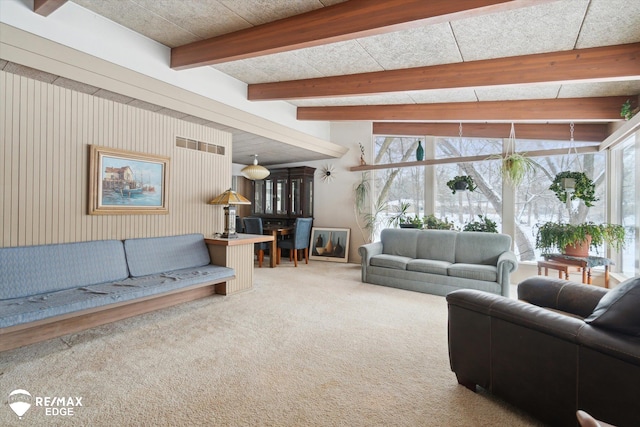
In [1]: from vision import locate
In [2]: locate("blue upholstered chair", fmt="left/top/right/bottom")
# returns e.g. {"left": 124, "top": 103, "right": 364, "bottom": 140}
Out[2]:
{"left": 243, "top": 217, "right": 269, "bottom": 268}
{"left": 277, "top": 217, "right": 313, "bottom": 267}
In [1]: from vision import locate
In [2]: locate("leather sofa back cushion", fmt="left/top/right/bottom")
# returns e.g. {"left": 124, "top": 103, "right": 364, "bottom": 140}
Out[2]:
{"left": 585, "top": 276, "right": 640, "bottom": 336}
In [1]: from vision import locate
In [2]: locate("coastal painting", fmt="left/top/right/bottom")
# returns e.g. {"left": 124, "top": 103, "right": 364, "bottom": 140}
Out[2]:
{"left": 89, "top": 145, "right": 170, "bottom": 215}
{"left": 309, "top": 227, "right": 350, "bottom": 263}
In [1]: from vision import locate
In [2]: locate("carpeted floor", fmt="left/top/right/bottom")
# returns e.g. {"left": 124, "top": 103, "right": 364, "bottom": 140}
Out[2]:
{"left": 0, "top": 262, "right": 543, "bottom": 426}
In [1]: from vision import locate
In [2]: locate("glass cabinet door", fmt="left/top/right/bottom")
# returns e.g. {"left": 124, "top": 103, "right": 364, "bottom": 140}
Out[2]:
{"left": 253, "top": 180, "right": 265, "bottom": 214}
{"left": 264, "top": 179, "right": 274, "bottom": 214}
{"left": 290, "top": 177, "right": 302, "bottom": 216}
{"left": 275, "top": 176, "right": 288, "bottom": 215}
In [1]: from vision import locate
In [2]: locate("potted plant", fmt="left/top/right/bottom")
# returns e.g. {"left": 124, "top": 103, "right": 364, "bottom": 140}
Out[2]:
{"left": 534, "top": 221, "right": 626, "bottom": 256}
{"left": 446, "top": 175, "right": 477, "bottom": 194}
{"left": 549, "top": 171, "right": 598, "bottom": 207}
{"left": 621, "top": 99, "right": 640, "bottom": 120}
{"left": 423, "top": 214, "right": 455, "bottom": 230}
{"left": 488, "top": 123, "right": 536, "bottom": 187}
{"left": 463, "top": 215, "right": 498, "bottom": 233}
{"left": 400, "top": 215, "right": 423, "bottom": 229}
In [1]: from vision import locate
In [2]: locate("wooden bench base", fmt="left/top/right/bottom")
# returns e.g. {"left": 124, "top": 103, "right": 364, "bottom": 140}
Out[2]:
{"left": 0, "top": 277, "right": 232, "bottom": 352}
{"left": 537, "top": 260, "right": 572, "bottom": 280}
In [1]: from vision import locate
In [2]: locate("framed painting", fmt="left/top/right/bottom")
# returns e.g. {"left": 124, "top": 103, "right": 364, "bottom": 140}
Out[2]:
{"left": 89, "top": 145, "right": 170, "bottom": 215}
{"left": 309, "top": 227, "right": 350, "bottom": 263}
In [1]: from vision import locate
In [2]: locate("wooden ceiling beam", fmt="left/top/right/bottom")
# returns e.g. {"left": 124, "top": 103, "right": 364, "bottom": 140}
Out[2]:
{"left": 33, "top": 0, "right": 68, "bottom": 16}
{"left": 171, "top": 0, "right": 557, "bottom": 70}
{"left": 298, "top": 96, "right": 634, "bottom": 122}
{"left": 250, "top": 43, "right": 640, "bottom": 100}
{"left": 372, "top": 123, "right": 609, "bottom": 142}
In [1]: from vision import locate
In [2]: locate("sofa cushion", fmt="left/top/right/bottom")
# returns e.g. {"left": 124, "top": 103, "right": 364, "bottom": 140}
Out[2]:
{"left": 416, "top": 230, "right": 457, "bottom": 263}
{"left": 370, "top": 254, "right": 411, "bottom": 270}
{"left": 455, "top": 232, "right": 511, "bottom": 265}
{"left": 585, "top": 276, "right": 640, "bottom": 336}
{"left": 124, "top": 234, "right": 211, "bottom": 277}
{"left": 0, "top": 240, "right": 129, "bottom": 300}
{"left": 448, "top": 263, "right": 497, "bottom": 282}
{"left": 380, "top": 229, "right": 418, "bottom": 258}
{"left": 407, "top": 259, "right": 451, "bottom": 275}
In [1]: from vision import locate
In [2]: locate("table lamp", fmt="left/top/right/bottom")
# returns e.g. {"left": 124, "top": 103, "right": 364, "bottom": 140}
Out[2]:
{"left": 208, "top": 189, "right": 251, "bottom": 238}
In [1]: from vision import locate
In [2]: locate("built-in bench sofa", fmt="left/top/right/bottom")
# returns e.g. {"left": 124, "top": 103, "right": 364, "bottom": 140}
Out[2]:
{"left": 0, "top": 233, "right": 235, "bottom": 351}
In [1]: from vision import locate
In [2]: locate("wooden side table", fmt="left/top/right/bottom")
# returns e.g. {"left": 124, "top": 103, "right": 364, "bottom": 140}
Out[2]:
{"left": 205, "top": 234, "right": 274, "bottom": 295}
{"left": 543, "top": 254, "right": 612, "bottom": 288}
{"left": 537, "top": 260, "right": 571, "bottom": 280}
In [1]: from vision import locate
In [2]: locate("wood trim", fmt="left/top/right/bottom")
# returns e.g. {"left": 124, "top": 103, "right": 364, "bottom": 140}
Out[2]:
{"left": 205, "top": 234, "right": 274, "bottom": 246}
{"left": 298, "top": 97, "right": 631, "bottom": 122}
{"left": 0, "top": 278, "right": 233, "bottom": 352}
{"left": 33, "top": 0, "right": 68, "bottom": 16}
{"left": 373, "top": 123, "right": 609, "bottom": 142}
{"left": 171, "top": 0, "right": 555, "bottom": 69}
{"left": 249, "top": 43, "right": 640, "bottom": 100}
{"left": 349, "top": 146, "right": 599, "bottom": 172}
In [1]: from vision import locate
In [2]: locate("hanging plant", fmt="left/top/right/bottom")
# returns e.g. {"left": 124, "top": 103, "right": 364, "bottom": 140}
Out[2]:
{"left": 488, "top": 123, "right": 536, "bottom": 187}
{"left": 620, "top": 99, "right": 640, "bottom": 120}
{"left": 446, "top": 175, "right": 477, "bottom": 194}
{"left": 549, "top": 171, "right": 598, "bottom": 207}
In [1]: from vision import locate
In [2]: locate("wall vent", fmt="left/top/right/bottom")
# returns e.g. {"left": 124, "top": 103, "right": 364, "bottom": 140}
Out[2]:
{"left": 176, "top": 136, "right": 225, "bottom": 155}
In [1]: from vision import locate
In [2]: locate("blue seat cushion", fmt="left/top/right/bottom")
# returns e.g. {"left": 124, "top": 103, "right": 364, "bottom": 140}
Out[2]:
{"left": 124, "top": 234, "right": 211, "bottom": 277}
{"left": 0, "top": 265, "right": 234, "bottom": 328}
{"left": 0, "top": 240, "right": 129, "bottom": 300}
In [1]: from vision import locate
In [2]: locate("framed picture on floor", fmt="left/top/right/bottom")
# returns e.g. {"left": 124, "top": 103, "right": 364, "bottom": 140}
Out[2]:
{"left": 89, "top": 145, "right": 170, "bottom": 215}
{"left": 309, "top": 227, "right": 350, "bottom": 263}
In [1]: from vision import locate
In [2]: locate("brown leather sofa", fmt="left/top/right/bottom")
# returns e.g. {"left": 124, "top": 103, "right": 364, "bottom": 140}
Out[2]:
{"left": 446, "top": 276, "right": 640, "bottom": 427}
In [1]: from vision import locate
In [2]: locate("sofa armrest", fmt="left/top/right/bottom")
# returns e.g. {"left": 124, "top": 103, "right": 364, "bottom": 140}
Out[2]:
{"left": 447, "top": 289, "right": 585, "bottom": 341}
{"left": 358, "top": 241, "right": 383, "bottom": 282}
{"left": 496, "top": 251, "right": 518, "bottom": 287}
{"left": 518, "top": 276, "right": 606, "bottom": 318}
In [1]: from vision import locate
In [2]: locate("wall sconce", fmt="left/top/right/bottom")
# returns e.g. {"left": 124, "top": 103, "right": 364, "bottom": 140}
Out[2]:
{"left": 241, "top": 154, "right": 270, "bottom": 180}
{"left": 208, "top": 189, "right": 251, "bottom": 238}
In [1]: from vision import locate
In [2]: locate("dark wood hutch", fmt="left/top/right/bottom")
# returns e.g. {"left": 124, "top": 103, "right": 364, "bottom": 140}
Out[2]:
{"left": 250, "top": 166, "right": 315, "bottom": 226}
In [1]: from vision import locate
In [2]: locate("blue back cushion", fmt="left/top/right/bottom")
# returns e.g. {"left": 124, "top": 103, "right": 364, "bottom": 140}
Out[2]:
{"left": 124, "top": 233, "right": 210, "bottom": 277}
{"left": 0, "top": 240, "right": 129, "bottom": 300}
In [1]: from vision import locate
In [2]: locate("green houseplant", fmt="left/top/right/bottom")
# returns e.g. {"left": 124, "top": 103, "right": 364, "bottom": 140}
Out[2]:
{"left": 535, "top": 221, "right": 626, "bottom": 256}
{"left": 423, "top": 214, "right": 455, "bottom": 230}
{"left": 463, "top": 215, "right": 498, "bottom": 233}
{"left": 621, "top": 99, "right": 639, "bottom": 120}
{"left": 549, "top": 171, "right": 598, "bottom": 207}
{"left": 446, "top": 175, "right": 477, "bottom": 194}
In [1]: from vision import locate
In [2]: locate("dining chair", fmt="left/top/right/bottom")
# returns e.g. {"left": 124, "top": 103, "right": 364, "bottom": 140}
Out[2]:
{"left": 277, "top": 217, "right": 313, "bottom": 267}
{"left": 243, "top": 217, "right": 269, "bottom": 268}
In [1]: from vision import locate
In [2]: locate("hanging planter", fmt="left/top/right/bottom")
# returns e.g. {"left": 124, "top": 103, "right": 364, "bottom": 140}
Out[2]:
{"left": 549, "top": 171, "right": 598, "bottom": 207}
{"left": 488, "top": 123, "right": 536, "bottom": 187}
{"left": 446, "top": 175, "right": 477, "bottom": 194}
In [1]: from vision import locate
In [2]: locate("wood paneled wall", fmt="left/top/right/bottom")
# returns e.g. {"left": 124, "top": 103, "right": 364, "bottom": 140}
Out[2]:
{"left": 0, "top": 71, "right": 231, "bottom": 248}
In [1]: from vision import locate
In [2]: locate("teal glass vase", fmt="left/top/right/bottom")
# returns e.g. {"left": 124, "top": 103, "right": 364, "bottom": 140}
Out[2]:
{"left": 416, "top": 140, "right": 424, "bottom": 161}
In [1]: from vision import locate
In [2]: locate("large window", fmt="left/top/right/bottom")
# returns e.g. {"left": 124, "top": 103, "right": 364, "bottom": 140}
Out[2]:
{"left": 372, "top": 135, "right": 607, "bottom": 262}
{"left": 619, "top": 135, "right": 638, "bottom": 276}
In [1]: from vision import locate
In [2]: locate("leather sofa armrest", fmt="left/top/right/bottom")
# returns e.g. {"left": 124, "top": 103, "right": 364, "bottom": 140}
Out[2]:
{"left": 447, "top": 289, "right": 584, "bottom": 342}
{"left": 518, "top": 277, "right": 606, "bottom": 318}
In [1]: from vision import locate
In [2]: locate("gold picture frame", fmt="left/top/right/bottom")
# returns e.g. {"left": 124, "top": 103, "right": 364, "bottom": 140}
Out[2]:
{"left": 89, "top": 145, "right": 170, "bottom": 215}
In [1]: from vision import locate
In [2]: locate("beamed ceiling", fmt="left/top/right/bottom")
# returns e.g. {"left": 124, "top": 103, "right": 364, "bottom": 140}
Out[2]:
{"left": 34, "top": 0, "right": 640, "bottom": 165}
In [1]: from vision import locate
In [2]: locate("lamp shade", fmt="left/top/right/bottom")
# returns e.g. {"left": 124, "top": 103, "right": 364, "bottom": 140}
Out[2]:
{"left": 241, "top": 154, "right": 270, "bottom": 180}
{"left": 208, "top": 189, "right": 251, "bottom": 205}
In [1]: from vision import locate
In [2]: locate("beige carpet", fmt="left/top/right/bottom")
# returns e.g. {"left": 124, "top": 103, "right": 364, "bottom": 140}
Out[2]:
{"left": 1, "top": 262, "right": 543, "bottom": 426}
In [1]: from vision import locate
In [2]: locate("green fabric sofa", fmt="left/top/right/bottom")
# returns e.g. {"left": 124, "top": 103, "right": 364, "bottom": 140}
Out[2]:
{"left": 359, "top": 228, "right": 518, "bottom": 297}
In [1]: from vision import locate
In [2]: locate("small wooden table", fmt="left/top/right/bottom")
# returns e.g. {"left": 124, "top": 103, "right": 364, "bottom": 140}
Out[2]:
{"left": 537, "top": 260, "right": 571, "bottom": 280}
{"left": 263, "top": 225, "right": 294, "bottom": 268}
{"left": 543, "top": 254, "right": 613, "bottom": 288}
{"left": 205, "top": 234, "right": 274, "bottom": 294}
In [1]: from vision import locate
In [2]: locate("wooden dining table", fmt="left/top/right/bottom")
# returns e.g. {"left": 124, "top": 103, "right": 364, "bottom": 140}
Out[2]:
{"left": 262, "top": 224, "right": 294, "bottom": 267}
